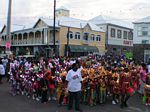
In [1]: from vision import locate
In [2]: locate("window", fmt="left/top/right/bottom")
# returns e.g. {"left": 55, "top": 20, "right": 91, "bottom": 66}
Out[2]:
{"left": 123, "top": 31, "right": 127, "bottom": 39}
{"left": 142, "top": 27, "right": 148, "bottom": 31}
{"left": 75, "top": 32, "right": 80, "bottom": 39}
{"left": 140, "top": 27, "right": 149, "bottom": 36}
{"left": 68, "top": 31, "right": 73, "bottom": 39}
{"left": 91, "top": 34, "right": 95, "bottom": 41}
{"left": 2, "top": 36, "right": 4, "bottom": 40}
{"left": 11, "top": 36, "right": 13, "bottom": 40}
{"left": 96, "top": 35, "right": 101, "bottom": 41}
{"left": 138, "top": 31, "right": 142, "bottom": 36}
{"left": 138, "top": 27, "right": 142, "bottom": 30}
{"left": 83, "top": 33, "right": 89, "bottom": 41}
{"left": 111, "top": 28, "right": 115, "bottom": 37}
{"left": 117, "top": 30, "right": 122, "bottom": 38}
{"left": 142, "top": 31, "right": 148, "bottom": 36}
{"left": 128, "top": 32, "right": 133, "bottom": 40}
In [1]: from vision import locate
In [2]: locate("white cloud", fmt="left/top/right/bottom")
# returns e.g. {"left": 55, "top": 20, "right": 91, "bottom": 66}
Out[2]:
{"left": 0, "top": 0, "right": 150, "bottom": 27}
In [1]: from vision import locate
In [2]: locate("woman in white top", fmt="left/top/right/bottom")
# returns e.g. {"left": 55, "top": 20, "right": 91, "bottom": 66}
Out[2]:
{"left": 0, "top": 60, "right": 5, "bottom": 84}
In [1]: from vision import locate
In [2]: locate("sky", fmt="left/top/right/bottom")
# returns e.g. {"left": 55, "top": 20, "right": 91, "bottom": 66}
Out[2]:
{"left": 0, "top": 0, "right": 150, "bottom": 27}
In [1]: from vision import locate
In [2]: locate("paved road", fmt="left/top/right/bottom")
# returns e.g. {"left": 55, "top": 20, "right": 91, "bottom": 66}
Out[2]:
{"left": 0, "top": 81, "right": 150, "bottom": 112}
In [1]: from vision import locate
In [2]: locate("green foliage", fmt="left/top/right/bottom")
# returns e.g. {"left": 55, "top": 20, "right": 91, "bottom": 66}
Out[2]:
{"left": 125, "top": 52, "right": 133, "bottom": 60}
{"left": 18, "top": 47, "right": 26, "bottom": 55}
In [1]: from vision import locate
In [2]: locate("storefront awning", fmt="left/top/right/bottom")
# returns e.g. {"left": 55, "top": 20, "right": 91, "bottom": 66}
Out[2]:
{"left": 68, "top": 45, "right": 99, "bottom": 53}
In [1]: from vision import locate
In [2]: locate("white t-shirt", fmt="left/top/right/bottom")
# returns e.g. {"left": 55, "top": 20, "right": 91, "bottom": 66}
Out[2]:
{"left": 0, "top": 64, "right": 5, "bottom": 75}
{"left": 77, "top": 66, "right": 83, "bottom": 73}
{"left": 66, "top": 69, "right": 82, "bottom": 92}
{"left": 148, "top": 65, "right": 150, "bottom": 73}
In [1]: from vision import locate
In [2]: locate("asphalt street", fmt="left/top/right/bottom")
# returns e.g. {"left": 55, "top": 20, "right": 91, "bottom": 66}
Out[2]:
{"left": 0, "top": 80, "right": 150, "bottom": 112}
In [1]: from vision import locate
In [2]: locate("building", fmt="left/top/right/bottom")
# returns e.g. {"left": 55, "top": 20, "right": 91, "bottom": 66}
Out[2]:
{"left": 133, "top": 16, "right": 150, "bottom": 63}
{"left": 89, "top": 15, "right": 133, "bottom": 55}
{"left": 0, "top": 7, "right": 106, "bottom": 57}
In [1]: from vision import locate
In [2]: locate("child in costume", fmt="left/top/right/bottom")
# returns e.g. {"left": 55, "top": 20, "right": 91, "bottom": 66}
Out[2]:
{"left": 111, "top": 72, "right": 120, "bottom": 104}
{"left": 99, "top": 77, "right": 107, "bottom": 104}
{"left": 57, "top": 71, "right": 67, "bottom": 105}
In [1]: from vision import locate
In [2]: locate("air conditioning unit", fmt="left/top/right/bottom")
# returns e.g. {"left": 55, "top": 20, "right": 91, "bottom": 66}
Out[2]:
{"left": 142, "top": 40, "right": 149, "bottom": 44}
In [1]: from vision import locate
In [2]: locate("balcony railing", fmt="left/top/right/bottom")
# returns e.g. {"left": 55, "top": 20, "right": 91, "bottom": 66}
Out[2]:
{"left": 1, "top": 38, "right": 59, "bottom": 46}
{"left": 1, "top": 39, "right": 43, "bottom": 46}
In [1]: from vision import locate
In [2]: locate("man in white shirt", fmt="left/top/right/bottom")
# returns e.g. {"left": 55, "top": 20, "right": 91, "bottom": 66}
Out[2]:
{"left": 66, "top": 63, "right": 83, "bottom": 112}
{"left": 147, "top": 60, "right": 150, "bottom": 73}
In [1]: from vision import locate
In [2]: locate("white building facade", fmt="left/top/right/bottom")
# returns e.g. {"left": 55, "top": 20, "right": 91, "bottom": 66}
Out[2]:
{"left": 89, "top": 15, "right": 133, "bottom": 55}
{"left": 133, "top": 16, "right": 150, "bottom": 63}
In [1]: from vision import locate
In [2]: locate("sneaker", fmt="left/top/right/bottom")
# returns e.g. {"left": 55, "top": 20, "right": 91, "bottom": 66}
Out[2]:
{"left": 22, "top": 92, "right": 24, "bottom": 95}
{"left": 145, "top": 103, "right": 148, "bottom": 106}
{"left": 48, "top": 97, "right": 51, "bottom": 101}
{"left": 112, "top": 100, "right": 116, "bottom": 105}
{"left": 116, "top": 99, "right": 119, "bottom": 103}
{"left": 52, "top": 97, "right": 56, "bottom": 101}
{"left": 36, "top": 97, "right": 40, "bottom": 101}
{"left": 32, "top": 96, "right": 35, "bottom": 100}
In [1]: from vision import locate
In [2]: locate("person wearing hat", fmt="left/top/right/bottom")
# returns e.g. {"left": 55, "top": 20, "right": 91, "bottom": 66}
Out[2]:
{"left": 66, "top": 63, "right": 83, "bottom": 112}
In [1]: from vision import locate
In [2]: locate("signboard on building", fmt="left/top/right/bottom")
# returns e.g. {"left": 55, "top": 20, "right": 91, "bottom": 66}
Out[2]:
{"left": 5, "top": 42, "right": 11, "bottom": 49}
{"left": 123, "top": 40, "right": 133, "bottom": 46}
{"left": 108, "top": 39, "right": 133, "bottom": 46}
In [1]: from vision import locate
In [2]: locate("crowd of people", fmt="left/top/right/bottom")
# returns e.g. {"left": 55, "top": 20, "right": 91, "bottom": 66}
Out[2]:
{"left": 0, "top": 54, "right": 150, "bottom": 111}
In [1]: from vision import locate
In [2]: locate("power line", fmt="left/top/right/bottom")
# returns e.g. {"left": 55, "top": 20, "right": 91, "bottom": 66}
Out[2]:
{"left": 0, "top": 14, "right": 140, "bottom": 20}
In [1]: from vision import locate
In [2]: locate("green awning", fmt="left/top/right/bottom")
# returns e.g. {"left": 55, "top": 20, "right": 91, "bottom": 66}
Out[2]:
{"left": 68, "top": 45, "right": 99, "bottom": 53}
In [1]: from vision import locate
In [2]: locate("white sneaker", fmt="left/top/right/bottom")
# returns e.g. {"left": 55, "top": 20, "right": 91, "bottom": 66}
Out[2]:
{"left": 48, "top": 97, "right": 51, "bottom": 101}
{"left": 145, "top": 103, "right": 148, "bottom": 106}
{"left": 112, "top": 100, "right": 116, "bottom": 105}
{"left": 32, "top": 96, "right": 35, "bottom": 100}
{"left": 116, "top": 99, "right": 119, "bottom": 103}
{"left": 36, "top": 98, "right": 40, "bottom": 101}
{"left": 52, "top": 97, "right": 56, "bottom": 101}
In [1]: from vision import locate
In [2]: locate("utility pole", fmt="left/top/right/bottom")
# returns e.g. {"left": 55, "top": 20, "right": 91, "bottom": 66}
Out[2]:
{"left": 66, "top": 27, "right": 70, "bottom": 57}
{"left": 53, "top": 0, "right": 56, "bottom": 57}
{"left": 6, "top": 0, "right": 12, "bottom": 54}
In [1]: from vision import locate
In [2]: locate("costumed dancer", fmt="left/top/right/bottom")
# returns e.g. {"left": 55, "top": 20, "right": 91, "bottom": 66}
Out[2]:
{"left": 120, "top": 68, "right": 134, "bottom": 108}
{"left": 143, "top": 73, "right": 150, "bottom": 105}
{"left": 99, "top": 67, "right": 107, "bottom": 104}
{"left": 111, "top": 72, "right": 120, "bottom": 105}
{"left": 99, "top": 77, "right": 107, "bottom": 104}
{"left": 57, "top": 70, "right": 67, "bottom": 105}
{"left": 40, "top": 73, "right": 48, "bottom": 104}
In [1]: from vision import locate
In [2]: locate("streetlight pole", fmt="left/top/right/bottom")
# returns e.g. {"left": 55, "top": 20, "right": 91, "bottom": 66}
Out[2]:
{"left": 66, "top": 27, "right": 70, "bottom": 57}
{"left": 6, "top": 0, "right": 12, "bottom": 54}
{"left": 53, "top": 0, "right": 56, "bottom": 57}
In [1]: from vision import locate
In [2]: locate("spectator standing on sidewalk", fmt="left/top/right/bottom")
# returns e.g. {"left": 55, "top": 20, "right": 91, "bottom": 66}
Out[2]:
{"left": 0, "top": 60, "right": 5, "bottom": 84}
